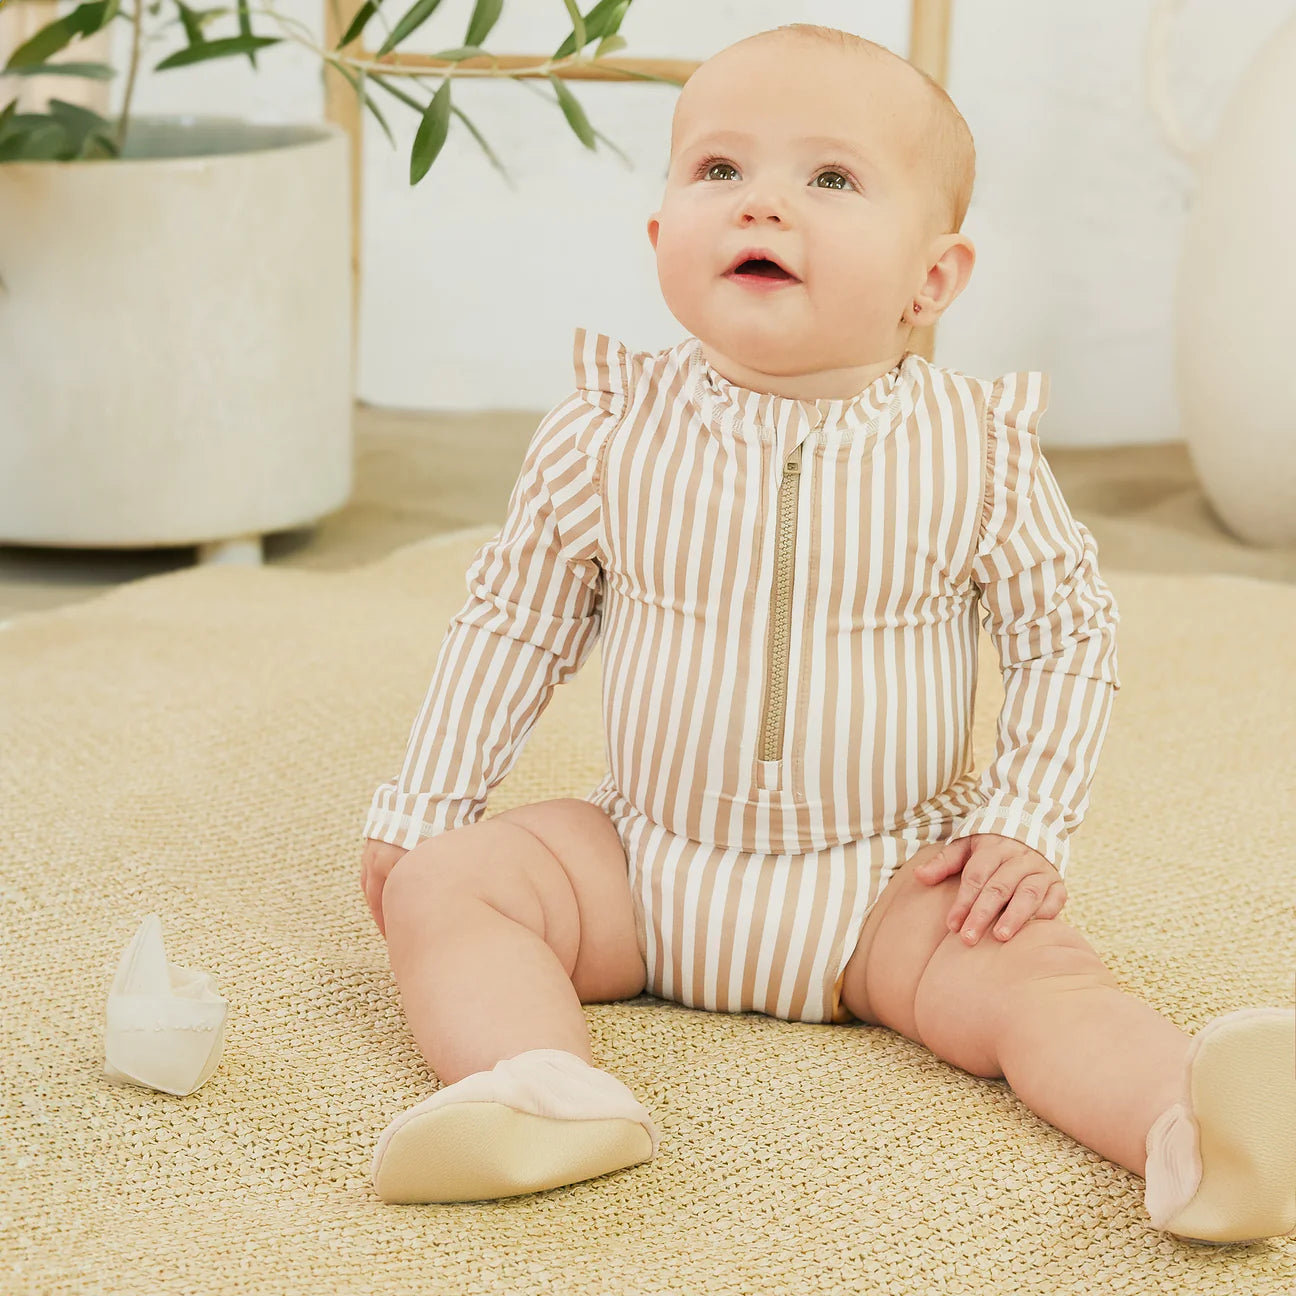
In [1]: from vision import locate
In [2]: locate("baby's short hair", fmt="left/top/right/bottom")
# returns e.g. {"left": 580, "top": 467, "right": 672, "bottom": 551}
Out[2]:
{"left": 731, "top": 23, "right": 977, "bottom": 235}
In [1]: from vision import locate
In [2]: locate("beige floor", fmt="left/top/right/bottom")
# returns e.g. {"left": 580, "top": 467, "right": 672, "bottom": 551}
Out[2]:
{"left": 2, "top": 403, "right": 1294, "bottom": 623}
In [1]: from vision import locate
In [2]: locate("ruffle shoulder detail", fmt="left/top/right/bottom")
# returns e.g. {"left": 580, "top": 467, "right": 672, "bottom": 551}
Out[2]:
{"left": 571, "top": 327, "right": 642, "bottom": 413}
{"left": 978, "top": 370, "right": 1051, "bottom": 548}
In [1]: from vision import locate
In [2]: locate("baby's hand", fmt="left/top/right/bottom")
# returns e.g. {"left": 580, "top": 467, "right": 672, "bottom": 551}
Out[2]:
{"left": 360, "top": 837, "right": 410, "bottom": 938}
{"left": 913, "top": 833, "right": 1067, "bottom": 945}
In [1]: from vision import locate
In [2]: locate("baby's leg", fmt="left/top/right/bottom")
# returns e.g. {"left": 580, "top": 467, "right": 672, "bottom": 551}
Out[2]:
{"left": 372, "top": 798, "right": 657, "bottom": 1202}
{"left": 381, "top": 797, "right": 646, "bottom": 1083}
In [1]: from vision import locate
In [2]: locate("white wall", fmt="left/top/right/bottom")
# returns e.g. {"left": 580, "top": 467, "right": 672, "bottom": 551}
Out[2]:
{"left": 74, "top": 0, "right": 1296, "bottom": 444}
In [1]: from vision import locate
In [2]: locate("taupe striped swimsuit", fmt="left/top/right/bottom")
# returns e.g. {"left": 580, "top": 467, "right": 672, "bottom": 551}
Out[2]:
{"left": 365, "top": 327, "right": 1121, "bottom": 1024}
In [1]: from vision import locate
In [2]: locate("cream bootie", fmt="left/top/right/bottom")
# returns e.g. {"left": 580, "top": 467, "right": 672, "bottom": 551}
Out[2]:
{"left": 1144, "top": 1006, "right": 1296, "bottom": 1243}
{"left": 371, "top": 1048, "right": 660, "bottom": 1204}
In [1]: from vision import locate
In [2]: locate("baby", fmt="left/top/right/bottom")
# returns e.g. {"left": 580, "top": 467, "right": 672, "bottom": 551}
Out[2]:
{"left": 357, "top": 24, "right": 1296, "bottom": 1241}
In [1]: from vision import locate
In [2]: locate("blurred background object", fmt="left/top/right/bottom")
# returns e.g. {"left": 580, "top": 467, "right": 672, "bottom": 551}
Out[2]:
{"left": 0, "top": 112, "right": 353, "bottom": 567}
{"left": 1146, "top": 0, "right": 1296, "bottom": 547}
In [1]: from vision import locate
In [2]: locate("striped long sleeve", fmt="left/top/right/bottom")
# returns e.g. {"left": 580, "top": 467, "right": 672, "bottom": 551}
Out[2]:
{"left": 945, "top": 372, "right": 1121, "bottom": 878}
{"left": 363, "top": 382, "right": 622, "bottom": 851}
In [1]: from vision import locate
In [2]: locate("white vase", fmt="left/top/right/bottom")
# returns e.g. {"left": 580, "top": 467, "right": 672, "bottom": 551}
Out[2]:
{"left": 0, "top": 116, "right": 352, "bottom": 564}
{"left": 1146, "top": 3, "right": 1296, "bottom": 546}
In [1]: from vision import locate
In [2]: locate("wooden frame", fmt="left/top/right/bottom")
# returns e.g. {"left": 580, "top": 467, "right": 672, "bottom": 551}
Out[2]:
{"left": 319, "top": 4, "right": 955, "bottom": 362}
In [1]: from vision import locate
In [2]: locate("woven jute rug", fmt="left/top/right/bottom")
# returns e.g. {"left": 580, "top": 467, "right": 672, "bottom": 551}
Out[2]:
{"left": 2, "top": 525, "right": 1293, "bottom": 1296}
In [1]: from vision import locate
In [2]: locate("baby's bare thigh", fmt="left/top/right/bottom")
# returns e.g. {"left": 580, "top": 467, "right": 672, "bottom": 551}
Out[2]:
{"left": 396, "top": 798, "right": 645, "bottom": 1004}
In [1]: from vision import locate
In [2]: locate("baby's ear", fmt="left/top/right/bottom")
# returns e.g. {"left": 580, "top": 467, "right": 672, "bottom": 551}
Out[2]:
{"left": 647, "top": 215, "right": 660, "bottom": 250}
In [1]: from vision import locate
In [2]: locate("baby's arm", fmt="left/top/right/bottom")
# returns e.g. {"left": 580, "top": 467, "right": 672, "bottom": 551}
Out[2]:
{"left": 947, "top": 372, "right": 1121, "bottom": 879}
{"left": 362, "top": 386, "right": 621, "bottom": 852}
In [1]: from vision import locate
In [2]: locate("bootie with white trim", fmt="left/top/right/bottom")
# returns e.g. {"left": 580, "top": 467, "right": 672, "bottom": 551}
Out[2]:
{"left": 371, "top": 1048, "right": 660, "bottom": 1204}
{"left": 1144, "top": 1006, "right": 1296, "bottom": 1243}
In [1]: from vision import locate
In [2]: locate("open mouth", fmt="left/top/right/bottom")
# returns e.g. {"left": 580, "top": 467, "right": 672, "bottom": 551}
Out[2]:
{"left": 729, "top": 258, "right": 798, "bottom": 281}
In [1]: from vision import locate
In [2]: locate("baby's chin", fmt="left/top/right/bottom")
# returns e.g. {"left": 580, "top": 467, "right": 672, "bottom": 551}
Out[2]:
{"left": 696, "top": 319, "right": 857, "bottom": 371}
{"left": 698, "top": 338, "right": 838, "bottom": 385}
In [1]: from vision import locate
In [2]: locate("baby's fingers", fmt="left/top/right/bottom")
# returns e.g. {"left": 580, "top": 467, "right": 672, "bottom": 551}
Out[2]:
{"left": 992, "top": 877, "right": 1066, "bottom": 941}
{"left": 915, "top": 837, "right": 971, "bottom": 885}
{"left": 1036, "top": 880, "right": 1068, "bottom": 921}
{"left": 361, "top": 867, "right": 387, "bottom": 938}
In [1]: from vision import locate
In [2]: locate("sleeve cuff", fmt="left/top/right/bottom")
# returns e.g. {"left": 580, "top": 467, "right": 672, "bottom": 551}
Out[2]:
{"left": 362, "top": 788, "right": 484, "bottom": 851}
{"left": 946, "top": 797, "right": 1071, "bottom": 878}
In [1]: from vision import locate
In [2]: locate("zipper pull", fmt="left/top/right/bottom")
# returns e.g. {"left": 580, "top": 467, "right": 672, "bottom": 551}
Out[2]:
{"left": 784, "top": 443, "right": 803, "bottom": 476}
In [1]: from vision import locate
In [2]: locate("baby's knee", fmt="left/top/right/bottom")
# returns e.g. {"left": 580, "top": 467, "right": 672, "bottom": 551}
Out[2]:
{"left": 381, "top": 818, "right": 564, "bottom": 943}
{"left": 379, "top": 829, "right": 485, "bottom": 931}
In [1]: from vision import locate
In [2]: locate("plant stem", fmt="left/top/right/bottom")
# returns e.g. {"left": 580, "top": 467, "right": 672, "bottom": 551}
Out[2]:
{"left": 249, "top": 2, "right": 589, "bottom": 83}
{"left": 114, "top": 2, "right": 146, "bottom": 151}
{"left": 250, "top": 2, "right": 682, "bottom": 90}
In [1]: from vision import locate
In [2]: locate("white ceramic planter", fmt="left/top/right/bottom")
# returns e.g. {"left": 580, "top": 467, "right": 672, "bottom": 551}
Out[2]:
{"left": 1147, "top": 4, "right": 1296, "bottom": 547}
{"left": 0, "top": 116, "right": 352, "bottom": 564}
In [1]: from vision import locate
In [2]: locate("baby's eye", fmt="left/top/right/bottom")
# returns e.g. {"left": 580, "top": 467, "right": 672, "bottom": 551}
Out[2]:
{"left": 695, "top": 158, "right": 737, "bottom": 182}
{"left": 691, "top": 156, "right": 856, "bottom": 191}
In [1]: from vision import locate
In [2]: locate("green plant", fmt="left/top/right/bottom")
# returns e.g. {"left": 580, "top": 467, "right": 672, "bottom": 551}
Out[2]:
{"left": 0, "top": 0, "right": 682, "bottom": 183}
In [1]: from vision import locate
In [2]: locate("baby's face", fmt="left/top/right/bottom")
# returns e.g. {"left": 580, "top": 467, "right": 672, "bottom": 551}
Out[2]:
{"left": 648, "top": 38, "right": 967, "bottom": 394}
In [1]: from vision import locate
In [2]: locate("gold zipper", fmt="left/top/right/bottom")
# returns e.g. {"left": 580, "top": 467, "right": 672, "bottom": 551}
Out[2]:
{"left": 758, "top": 440, "right": 804, "bottom": 762}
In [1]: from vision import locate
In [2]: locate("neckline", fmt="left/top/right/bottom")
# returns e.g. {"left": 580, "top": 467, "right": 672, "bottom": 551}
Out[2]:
{"left": 686, "top": 337, "right": 916, "bottom": 444}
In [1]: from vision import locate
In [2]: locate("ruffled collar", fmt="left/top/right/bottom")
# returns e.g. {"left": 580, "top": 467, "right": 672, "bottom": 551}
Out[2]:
{"left": 686, "top": 336, "right": 917, "bottom": 444}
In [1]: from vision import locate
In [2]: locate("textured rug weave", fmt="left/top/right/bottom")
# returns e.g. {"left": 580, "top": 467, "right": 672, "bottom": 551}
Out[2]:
{"left": 2, "top": 525, "right": 1293, "bottom": 1296}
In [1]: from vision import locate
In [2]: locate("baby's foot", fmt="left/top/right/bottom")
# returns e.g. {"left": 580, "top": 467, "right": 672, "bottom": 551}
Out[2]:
{"left": 1144, "top": 1006, "right": 1296, "bottom": 1243}
{"left": 371, "top": 1048, "right": 659, "bottom": 1204}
